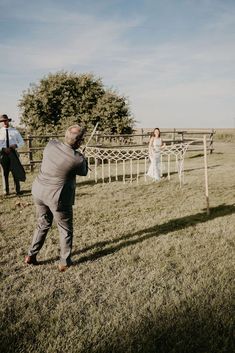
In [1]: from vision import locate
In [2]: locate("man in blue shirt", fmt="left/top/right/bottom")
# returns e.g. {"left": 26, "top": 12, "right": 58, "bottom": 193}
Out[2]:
{"left": 0, "top": 114, "right": 25, "bottom": 195}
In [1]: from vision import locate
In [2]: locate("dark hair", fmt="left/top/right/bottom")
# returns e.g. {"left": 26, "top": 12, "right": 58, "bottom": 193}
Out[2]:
{"left": 153, "top": 128, "right": 161, "bottom": 137}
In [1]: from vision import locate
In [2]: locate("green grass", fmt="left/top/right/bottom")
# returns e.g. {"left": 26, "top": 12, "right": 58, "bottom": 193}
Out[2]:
{"left": 0, "top": 141, "right": 234, "bottom": 353}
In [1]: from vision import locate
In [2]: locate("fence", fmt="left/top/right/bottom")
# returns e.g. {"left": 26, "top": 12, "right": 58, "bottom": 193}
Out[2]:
{"left": 134, "top": 128, "right": 215, "bottom": 152}
{"left": 19, "top": 128, "right": 215, "bottom": 172}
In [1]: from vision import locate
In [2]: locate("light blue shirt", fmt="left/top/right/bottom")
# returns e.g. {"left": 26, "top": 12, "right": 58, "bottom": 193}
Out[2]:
{"left": 0, "top": 127, "right": 24, "bottom": 149}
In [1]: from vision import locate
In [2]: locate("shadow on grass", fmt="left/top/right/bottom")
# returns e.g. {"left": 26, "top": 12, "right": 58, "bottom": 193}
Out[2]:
{"left": 76, "top": 173, "right": 147, "bottom": 186}
{"left": 189, "top": 153, "right": 204, "bottom": 158}
{"left": 100, "top": 298, "right": 234, "bottom": 353}
{"left": 76, "top": 164, "right": 221, "bottom": 187}
{"left": 184, "top": 164, "right": 221, "bottom": 172}
{"left": 36, "top": 203, "right": 235, "bottom": 267}
{"left": 73, "top": 203, "right": 235, "bottom": 264}
{"left": 1, "top": 289, "right": 233, "bottom": 353}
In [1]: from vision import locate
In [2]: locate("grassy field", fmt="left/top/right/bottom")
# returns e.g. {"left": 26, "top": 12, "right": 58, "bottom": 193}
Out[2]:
{"left": 0, "top": 139, "right": 234, "bottom": 353}
{"left": 213, "top": 128, "right": 235, "bottom": 143}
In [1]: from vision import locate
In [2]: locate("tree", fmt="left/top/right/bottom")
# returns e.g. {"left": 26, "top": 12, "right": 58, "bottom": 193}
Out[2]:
{"left": 19, "top": 71, "right": 134, "bottom": 134}
{"left": 91, "top": 91, "right": 133, "bottom": 134}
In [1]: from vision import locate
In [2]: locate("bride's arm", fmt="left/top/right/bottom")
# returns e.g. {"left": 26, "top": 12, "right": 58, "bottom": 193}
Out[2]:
{"left": 160, "top": 138, "right": 166, "bottom": 148}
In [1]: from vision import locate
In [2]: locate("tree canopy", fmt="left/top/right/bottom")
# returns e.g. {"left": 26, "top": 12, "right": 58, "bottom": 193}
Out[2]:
{"left": 19, "top": 71, "right": 134, "bottom": 134}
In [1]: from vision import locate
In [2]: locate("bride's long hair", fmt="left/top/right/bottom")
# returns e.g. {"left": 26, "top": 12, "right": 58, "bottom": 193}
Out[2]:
{"left": 153, "top": 128, "right": 161, "bottom": 137}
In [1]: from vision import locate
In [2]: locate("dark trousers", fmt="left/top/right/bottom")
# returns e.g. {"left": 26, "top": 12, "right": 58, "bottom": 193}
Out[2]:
{"left": 28, "top": 197, "right": 73, "bottom": 266}
{"left": 0, "top": 153, "right": 20, "bottom": 194}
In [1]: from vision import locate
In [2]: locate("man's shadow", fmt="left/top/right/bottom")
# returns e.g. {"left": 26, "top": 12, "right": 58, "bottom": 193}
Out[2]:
{"left": 39, "top": 203, "right": 235, "bottom": 266}
{"left": 72, "top": 203, "right": 235, "bottom": 265}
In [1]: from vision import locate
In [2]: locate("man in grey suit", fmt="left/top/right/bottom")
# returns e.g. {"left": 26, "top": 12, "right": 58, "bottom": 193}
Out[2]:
{"left": 25, "top": 125, "right": 88, "bottom": 272}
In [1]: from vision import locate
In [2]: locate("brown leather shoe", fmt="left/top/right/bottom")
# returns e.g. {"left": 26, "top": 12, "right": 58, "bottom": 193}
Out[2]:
{"left": 58, "top": 264, "right": 69, "bottom": 272}
{"left": 24, "top": 255, "right": 39, "bottom": 266}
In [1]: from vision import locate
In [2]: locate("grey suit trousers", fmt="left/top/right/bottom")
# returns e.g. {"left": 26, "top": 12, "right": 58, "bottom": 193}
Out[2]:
{"left": 29, "top": 197, "right": 73, "bottom": 266}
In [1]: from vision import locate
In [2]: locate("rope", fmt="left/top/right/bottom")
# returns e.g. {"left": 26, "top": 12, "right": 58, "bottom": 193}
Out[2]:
{"left": 83, "top": 143, "right": 191, "bottom": 184}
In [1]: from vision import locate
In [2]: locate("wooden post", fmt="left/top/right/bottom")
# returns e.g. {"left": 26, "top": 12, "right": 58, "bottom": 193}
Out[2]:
{"left": 181, "top": 131, "right": 184, "bottom": 142}
{"left": 171, "top": 128, "right": 176, "bottom": 143}
{"left": 141, "top": 128, "right": 144, "bottom": 145}
{"left": 203, "top": 135, "right": 210, "bottom": 215}
{"left": 27, "top": 134, "right": 33, "bottom": 172}
{"left": 209, "top": 129, "right": 214, "bottom": 154}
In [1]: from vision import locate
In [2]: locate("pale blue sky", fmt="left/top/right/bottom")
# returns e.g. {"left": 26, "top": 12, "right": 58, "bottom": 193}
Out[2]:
{"left": 0, "top": 0, "right": 235, "bottom": 128}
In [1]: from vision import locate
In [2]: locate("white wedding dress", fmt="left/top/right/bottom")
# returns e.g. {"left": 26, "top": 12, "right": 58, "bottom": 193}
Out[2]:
{"left": 147, "top": 137, "right": 162, "bottom": 181}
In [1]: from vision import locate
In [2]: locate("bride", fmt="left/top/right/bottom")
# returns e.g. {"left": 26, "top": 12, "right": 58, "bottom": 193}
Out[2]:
{"left": 147, "top": 128, "right": 165, "bottom": 181}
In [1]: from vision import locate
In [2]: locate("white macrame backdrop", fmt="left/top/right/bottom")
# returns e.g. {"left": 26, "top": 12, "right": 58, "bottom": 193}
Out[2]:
{"left": 84, "top": 142, "right": 191, "bottom": 186}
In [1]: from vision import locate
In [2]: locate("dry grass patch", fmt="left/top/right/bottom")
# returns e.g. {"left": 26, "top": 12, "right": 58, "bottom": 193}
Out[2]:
{"left": 0, "top": 141, "right": 234, "bottom": 353}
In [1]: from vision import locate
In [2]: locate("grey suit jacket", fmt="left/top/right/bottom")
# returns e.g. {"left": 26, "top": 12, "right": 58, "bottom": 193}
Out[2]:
{"left": 32, "top": 140, "right": 88, "bottom": 210}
